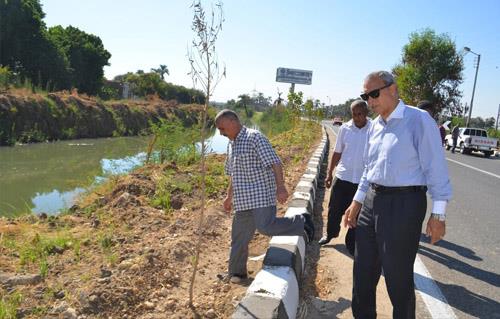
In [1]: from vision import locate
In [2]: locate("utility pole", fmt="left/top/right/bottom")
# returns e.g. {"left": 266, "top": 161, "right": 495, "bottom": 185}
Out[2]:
{"left": 496, "top": 103, "right": 500, "bottom": 131}
{"left": 464, "top": 47, "right": 481, "bottom": 128}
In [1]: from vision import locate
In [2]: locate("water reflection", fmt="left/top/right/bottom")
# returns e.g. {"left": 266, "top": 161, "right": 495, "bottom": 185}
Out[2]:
{"left": 32, "top": 188, "right": 86, "bottom": 216}
{"left": 101, "top": 152, "right": 147, "bottom": 175}
{"left": 0, "top": 136, "right": 149, "bottom": 217}
{"left": 0, "top": 130, "right": 231, "bottom": 217}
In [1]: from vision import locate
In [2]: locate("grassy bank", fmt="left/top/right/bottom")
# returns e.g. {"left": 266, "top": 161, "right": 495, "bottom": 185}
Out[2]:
{"left": 0, "top": 89, "right": 205, "bottom": 146}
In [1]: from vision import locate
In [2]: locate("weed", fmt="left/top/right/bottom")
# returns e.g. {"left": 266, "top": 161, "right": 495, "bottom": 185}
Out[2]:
{"left": 16, "top": 232, "right": 76, "bottom": 277}
{"left": 0, "top": 291, "right": 23, "bottom": 319}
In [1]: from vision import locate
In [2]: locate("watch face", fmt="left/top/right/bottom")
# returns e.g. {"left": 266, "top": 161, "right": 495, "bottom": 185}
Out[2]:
{"left": 432, "top": 214, "right": 445, "bottom": 221}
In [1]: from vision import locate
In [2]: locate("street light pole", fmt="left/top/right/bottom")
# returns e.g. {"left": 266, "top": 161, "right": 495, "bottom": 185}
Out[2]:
{"left": 496, "top": 103, "right": 500, "bottom": 131}
{"left": 464, "top": 46, "right": 481, "bottom": 128}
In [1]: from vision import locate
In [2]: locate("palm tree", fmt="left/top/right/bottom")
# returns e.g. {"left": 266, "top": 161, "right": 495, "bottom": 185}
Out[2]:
{"left": 151, "top": 64, "right": 169, "bottom": 80}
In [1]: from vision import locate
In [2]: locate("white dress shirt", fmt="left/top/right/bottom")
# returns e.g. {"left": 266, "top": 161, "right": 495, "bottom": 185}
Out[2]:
{"left": 334, "top": 119, "right": 371, "bottom": 184}
{"left": 353, "top": 100, "right": 452, "bottom": 215}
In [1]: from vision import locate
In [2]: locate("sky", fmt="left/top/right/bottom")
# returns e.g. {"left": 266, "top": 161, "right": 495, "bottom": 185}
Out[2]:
{"left": 40, "top": 0, "right": 500, "bottom": 118}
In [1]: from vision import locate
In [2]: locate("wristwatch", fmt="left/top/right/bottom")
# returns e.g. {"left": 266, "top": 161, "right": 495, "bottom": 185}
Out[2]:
{"left": 430, "top": 213, "right": 446, "bottom": 221}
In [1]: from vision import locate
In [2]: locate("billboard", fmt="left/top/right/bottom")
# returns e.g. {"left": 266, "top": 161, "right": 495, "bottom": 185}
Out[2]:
{"left": 276, "top": 67, "right": 313, "bottom": 85}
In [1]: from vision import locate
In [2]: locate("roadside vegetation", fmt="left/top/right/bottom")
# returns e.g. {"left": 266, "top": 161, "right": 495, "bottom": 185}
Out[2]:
{"left": 0, "top": 107, "right": 322, "bottom": 317}
{"left": 0, "top": 88, "right": 205, "bottom": 146}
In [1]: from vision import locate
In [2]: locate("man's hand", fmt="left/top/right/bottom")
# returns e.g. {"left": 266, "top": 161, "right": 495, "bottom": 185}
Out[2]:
{"left": 426, "top": 218, "right": 445, "bottom": 244}
{"left": 276, "top": 185, "right": 289, "bottom": 204}
{"left": 223, "top": 195, "right": 232, "bottom": 213}
{"left": 343, "top": 201, "right": 362, "bottom": 228}
{"left": 325, "top": 173, "right": 333, "bottom": 188}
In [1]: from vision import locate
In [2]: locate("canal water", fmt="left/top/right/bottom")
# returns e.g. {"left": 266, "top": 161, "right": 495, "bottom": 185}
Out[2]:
{"left": 0, "top": 130, "right": 230, "bottom": 217}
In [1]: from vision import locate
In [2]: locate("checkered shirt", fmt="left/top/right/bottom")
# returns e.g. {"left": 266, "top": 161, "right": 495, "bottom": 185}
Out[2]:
{"left": 225, "top": 126, "right": 282, "bottom": 212}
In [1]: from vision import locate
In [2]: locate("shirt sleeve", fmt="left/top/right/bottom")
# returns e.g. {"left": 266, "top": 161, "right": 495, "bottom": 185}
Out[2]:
{"left": 353, "top": 124, "right": 372, "bottom": 203}
{"left": 255, "top": 132, "right": 281, "bottom": 167}
{"left": 333, "top": 125, "right": 346, "bottom": 153}
{"left": 416, "top": 112, "right": 452, "bottom": 214}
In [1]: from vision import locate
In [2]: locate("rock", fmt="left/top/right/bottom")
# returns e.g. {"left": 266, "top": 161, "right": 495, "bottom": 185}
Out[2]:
{"left": 48, "top": 245, "right": 65, "bottom": 254}
{"left": 63, "top": 307, "right": 77, "bottom": 319}
{"left": 165, "top": 299, "right": 176, "bottom": 310}
{"left": 90, "top": 218, "right": 100, "bottom": 228}
{"left": 144, "top": 301, "right": 155, "bottom": 310}
{"left": 170, "top": 196, "right": 183, "bottom": 209}
{"left": 158, "top": 287, "right": 169, "bottom": 297}
{"left": 130, "top": 263, "right": 140, "bottom": 272}
{"left": 54, "top": 290, "right": 66, "bottom": 299}
{"left": 100, "top": 267, "right": 112, "bottom": 278}
{"left": 52, "top": 301, "right": 69, "bottom": 313}
{"left": 113, "top": 192, "right": 131, "bottom": 208}
{"left": 205, "top": 309, "right": 216, "bottom": 318}
{"left": 96, "top": 196, "right": 107, "bottom": 206}
{"left": 118, "top": 260, "right": 133, "bottom": 270}
{"left": 0, "top": 273, "right": 42, "bottom": 286}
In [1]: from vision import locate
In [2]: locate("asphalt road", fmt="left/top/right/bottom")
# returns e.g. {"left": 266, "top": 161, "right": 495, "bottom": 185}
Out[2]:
{"left": 418, "top": 145, "right": 500, "bottom": 318}
{"left": 325, "top": 122, "right": 500, "bottom": 318}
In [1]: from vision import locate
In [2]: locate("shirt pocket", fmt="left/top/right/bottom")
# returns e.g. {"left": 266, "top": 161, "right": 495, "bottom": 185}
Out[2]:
{"left": 235, "top": 152, "right": 258, "bottom": 183}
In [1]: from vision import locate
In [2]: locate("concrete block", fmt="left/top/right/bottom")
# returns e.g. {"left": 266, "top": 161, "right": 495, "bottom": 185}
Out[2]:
{"left": 284, "top": 206, "right": 308, "bottom": 218}
{"left": 295, "top": 180, "right": 315, "bottom": 200}
{"left": 264, "top": 238, "right": 305, "bottom": 278}
{"left": 233, "top": 267, "right": 298, "bottom": 319}
{"left": 289, "top": 192, "right": 314, "bottom": 213}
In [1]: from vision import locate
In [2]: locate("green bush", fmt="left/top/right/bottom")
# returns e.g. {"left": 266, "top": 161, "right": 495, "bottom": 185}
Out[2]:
{"left": 0, "top": 66, "right": 12, "bottom": 90}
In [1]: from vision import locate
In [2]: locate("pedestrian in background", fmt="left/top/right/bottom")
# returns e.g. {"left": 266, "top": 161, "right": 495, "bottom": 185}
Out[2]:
{"left": 417, "top": 100, "right": 446, "bottom": 145}
{"left": 344, "top": 71, "right": 452, "bottom": 318}
{"left": 320, "top": 100, "right": 371, "bottom": 256}
{"left": 451, "top": 125, "right": 460, "bottom": 153}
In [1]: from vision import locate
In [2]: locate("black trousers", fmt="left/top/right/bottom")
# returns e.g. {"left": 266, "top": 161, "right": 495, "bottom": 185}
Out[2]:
{"left": 327, "top": 178, "right": 358, "bottom": 253}
{"left": 352, "top": 186, "right": 427, "bottom": 319}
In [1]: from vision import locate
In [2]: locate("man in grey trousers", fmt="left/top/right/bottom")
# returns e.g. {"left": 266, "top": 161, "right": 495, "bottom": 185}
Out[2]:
{"left": 216, "top": 109, "right": 314, "bottom": 284}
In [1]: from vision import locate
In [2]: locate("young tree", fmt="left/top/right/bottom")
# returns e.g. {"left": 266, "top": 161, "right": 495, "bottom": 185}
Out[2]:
{"left": 393, "top": 29, "right": 464, "bottom": 115}
{"left": 187, "top": 0, "right": 225, "bottom": 311}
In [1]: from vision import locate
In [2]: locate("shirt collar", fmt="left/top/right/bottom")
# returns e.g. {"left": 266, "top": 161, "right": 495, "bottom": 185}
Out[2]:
{"left": 346, "top": 119, "right": 371, "bottom": 131}
{"left": 234, "top": 126, "right": 247, "bottom": 142}
{"left": 377, "top": 100, "right": 406, "bottom": 124}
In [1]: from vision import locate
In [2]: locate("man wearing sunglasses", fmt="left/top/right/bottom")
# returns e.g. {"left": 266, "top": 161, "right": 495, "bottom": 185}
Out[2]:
{"left": 344, "top": 71, "right": 452, "bottom": 319}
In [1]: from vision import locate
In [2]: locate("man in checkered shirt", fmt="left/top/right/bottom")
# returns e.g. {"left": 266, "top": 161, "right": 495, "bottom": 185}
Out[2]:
{"left": 215, "top": 109, "right": 314, "bottom": 284}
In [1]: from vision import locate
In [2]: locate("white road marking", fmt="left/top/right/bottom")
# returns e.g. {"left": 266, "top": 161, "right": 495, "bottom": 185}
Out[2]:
{"left": 446, "top": 157, "right": 500, "bottom": 179}
{"left": 414, "top": 256, "right": 457, "bottom": 318}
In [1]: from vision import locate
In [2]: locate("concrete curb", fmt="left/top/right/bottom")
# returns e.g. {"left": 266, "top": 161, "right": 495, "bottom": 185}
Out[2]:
{"left": 233, "top": 127, "right": 329, "bottom": 319}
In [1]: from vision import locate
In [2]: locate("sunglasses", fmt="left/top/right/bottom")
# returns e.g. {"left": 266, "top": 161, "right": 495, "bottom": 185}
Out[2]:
{"left": 360, "top": 82, "right": 393, "bottom": 101}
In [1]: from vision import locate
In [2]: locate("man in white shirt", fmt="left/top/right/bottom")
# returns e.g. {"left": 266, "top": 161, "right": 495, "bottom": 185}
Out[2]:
{"left": 320, "top": 100, "right": 371, "bottom": 255}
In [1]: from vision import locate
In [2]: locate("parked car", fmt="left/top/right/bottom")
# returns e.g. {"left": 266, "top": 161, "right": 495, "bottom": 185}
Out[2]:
{"left": 332, "top": 117, "right": 343, "bottom": 126}
{"left": 445, "top": 127, "right": 498, "bottom": 158}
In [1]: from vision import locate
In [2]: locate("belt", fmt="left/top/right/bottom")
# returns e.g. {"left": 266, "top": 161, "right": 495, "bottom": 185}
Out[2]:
{"left": 370, "top": 183, "right": 427, "bottom": 193}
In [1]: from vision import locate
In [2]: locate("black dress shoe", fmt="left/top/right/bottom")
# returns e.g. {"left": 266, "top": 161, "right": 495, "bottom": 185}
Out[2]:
{"left": 304, "top": 224, "right": 314, "bottom": 242}
{"left": 302, "top": 213, "right": 315, "bottom": 242}
{"left": 318, "top": 236, "right": 332, "bottom": 246}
